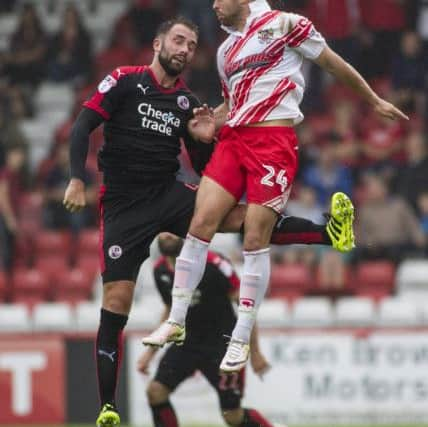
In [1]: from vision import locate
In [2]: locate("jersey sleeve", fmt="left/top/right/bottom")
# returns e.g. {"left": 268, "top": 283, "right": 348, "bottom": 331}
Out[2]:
{"left": 284, "top": 13, "right": 327, "bottom": 60}
{"left": 83, "top": 67, "right": 129, "bottom": 120}
{"left": 216, "top": 46, "right": 230, "bottom": 103}
{"left": 153, "top": 267, "right": 172, "bottom": 306}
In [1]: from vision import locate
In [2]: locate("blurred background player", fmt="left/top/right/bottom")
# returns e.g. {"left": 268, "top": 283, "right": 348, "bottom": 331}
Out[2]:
{"left": 138, "top": 232, "right": 285, "bottom": 427}
{"left": 144, "top": 0, "right": 407, "bottom": 374}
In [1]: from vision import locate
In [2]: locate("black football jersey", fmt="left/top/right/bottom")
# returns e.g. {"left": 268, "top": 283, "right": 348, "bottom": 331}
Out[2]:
{"left": 84, "top": 66, "right": 201, "bottom": 188}
{"left": 154, "top": 252, "right": 239, "bottom": 347}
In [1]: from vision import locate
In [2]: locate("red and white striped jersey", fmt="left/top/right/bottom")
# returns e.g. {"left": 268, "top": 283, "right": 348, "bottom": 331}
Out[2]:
{"left": 217, "top": 0, "right": 326, "bottom": 127}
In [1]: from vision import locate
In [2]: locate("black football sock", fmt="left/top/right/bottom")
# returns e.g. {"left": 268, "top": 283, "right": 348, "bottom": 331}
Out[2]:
{"left": 270, "top": 215, "right": 331, "bottom": 246}
{"left": 239, "top": 408, "right": 274, "bottom": 427}
{"left": 150, "top": 401, "right": 179, "bottom": 427}
{"left": 95, "top": 308, "right": 128, "bottom": 408}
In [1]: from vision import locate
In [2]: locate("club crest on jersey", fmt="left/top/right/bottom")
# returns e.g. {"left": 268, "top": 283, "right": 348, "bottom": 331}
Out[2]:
{"left": 98, "top": 75, "right": 117, "bottom": 94}
{"left": 258, "top": 28, "right": 274, "bottom": 44}
{"left": 108, "top": 245, "right": 122, "bottom": 259}
{"left": 177, "top": 95, "right": 190, "bottom": 110}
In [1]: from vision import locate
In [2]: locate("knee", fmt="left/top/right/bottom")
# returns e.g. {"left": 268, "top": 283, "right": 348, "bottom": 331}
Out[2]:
{"left": 146, "top": 381, "right": 170, "bottom": 406}
{"left": 102, "top": 283, "right": 134, "bottom": 314}
{"left": 222, "top": 408, "right": 244, "bottom": 426}
{"left": 190, "top": 210, "right": 220, "bottom": 238}
{"left": 243, "top": 230, "right": 266, "bottom": 251}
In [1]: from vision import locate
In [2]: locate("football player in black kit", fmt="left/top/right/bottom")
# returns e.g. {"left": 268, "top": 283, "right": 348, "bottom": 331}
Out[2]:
{"left": 137, "top": 233, "right": 285, "bottom": 427}
{"left": 63, "top": 16, "right": 354, "bottom": 427}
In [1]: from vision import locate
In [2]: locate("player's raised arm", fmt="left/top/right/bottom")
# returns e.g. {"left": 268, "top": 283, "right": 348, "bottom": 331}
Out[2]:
{"left": 187, "top": 103, "right": 216, "bottom": 143}
{"left": 214, "top": 101, "right": 229, "bottom": 130}
{"left": 63, "top": 108, "right": 103, "bottom": 213}
{"left": 314, "top": 45, "right": 409, "bottom": 121}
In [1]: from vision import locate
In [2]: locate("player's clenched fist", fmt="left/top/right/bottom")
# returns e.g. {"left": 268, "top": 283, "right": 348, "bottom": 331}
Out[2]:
{"left": 63, "top": 178, "right": 86, "bottom": 213}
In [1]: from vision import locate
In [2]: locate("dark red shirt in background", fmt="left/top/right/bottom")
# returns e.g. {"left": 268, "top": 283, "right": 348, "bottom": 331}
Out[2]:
{"left": 0, "top": 167, "right": 21, "bottom": 216}
{"left": 359, "top": 0, "right": 406, "bottom": 30}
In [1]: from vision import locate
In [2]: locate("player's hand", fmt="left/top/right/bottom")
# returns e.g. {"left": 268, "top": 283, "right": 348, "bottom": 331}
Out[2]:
{"left": 188, "top": 104, "right": 215, "bottom": 143}
{"left": 250, "top": 350, "right": 271, "bottom": 380}
{"left": 137, "top": 349, "right": 156, "bottom": 375}
{"left": 63, "top": 178, "right": 86, "bottom": 213}
{"left": 373, "top": 97, "right": 409, "bottom": 121}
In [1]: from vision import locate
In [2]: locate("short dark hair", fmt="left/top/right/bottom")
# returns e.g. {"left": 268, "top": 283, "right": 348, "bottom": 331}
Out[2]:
{"left": 156, "top": 16, "right": 199, "bottom": 39}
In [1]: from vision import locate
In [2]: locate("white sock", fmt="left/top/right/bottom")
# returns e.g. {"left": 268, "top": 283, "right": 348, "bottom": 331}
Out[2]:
{"left": 231, "top": 248, "right": 271, "bottom": 343}
{"left": 168, "top": 234, "right": 210, "bottom": 325}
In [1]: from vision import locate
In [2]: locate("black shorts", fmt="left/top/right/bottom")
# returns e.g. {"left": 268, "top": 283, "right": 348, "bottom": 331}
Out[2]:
{"left": 99, "top": 180, "right": 197, "bottom": 283}
{"left": 154, "top": 343, "right": 245, "bottom": 411}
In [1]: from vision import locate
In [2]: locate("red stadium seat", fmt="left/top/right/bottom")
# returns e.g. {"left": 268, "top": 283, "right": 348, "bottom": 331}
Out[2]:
{"left": 269, "top": 264, "right": 311, "bottom": 302}
{"left": 75, "top": 253, "right": 100, "bottom": 277}
{"left": 34, "top": 231, "right": 73, "bottom": 258}
{"left": 18, "top": 192, "right": 43, "bottom": 235}
{"left": 13, "top": 235, "right": 33, "bottom": 268}
{"left": 53, "top": 267, "right": 96, "bottom": 305}
{"left": 34, "top": 255, "right": 70, "bottom": 292}
{"left": 77, "top": 228, "right": 99, "bottom": 255}
{"left": 0, "top": 271, "right": 7, "bottom": 302}
{"left": 12, "top": 269, "right": 50, "bottom": 308}
{"left": 352, "top": 261, "right": 396, "bottom": 303}
{"left": 308, "top": 264, "right": 353, "bottom": 299}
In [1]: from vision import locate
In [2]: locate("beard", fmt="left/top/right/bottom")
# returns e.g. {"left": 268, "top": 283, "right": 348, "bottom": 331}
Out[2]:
{"left": 158, "top": 238, "right": 183, "bottom": 257}
{"left": 158, "top": 48, "right": 186, "bottom": 77}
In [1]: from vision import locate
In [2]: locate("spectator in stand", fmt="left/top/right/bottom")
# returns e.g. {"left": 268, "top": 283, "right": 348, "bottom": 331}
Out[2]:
{"left": 305, "top": 0, "right": 359, "bottom": 62}
{"left": 112, "top": 0, "right": 164, "bottom": 49}
{"left": 0, "top": 146, "right": 25, "bottom": 272}
{"left": 417, "top": 192, "right": 428, "bottom": 240}
{"left": 329, "top": 100, "right": 361, "bottom": 171}
{"left": 394, "top": 131, "right": 428, "bottom": 214}
{"left": 0, "top": 2, "right": 47, "bottom": 87}
{"left": 47, "top": 4, "right": 93, "bottom": 85}
{"left": 285, "top": 186, "right": 325, "bottom": 225}
{"left": 0, "top": 0, "right": 15, "bottom": 13}
{"left": 178, "top": 0, "right": 218, "bottom": 46}
{"left": 359, "top": 113, "right": 406, "bottom": 173}
{"left": 391, "top": 31, "right": 426, "bottom": 114}
{"left": 303, "top": 141, "right": 353, "bottom": 208}
{"left": 355, "top": 173, "right": 425, "bottom": 262}
{"left": 357, "top": 0, "right": 408, "bottom": 77}
{"left": 0, "top": 98, "right": 28, "bottom": 168}
{"left": 317, "top": 249, "right": 348, "bottom": 291}
{"left": 42, "top": 144, "right": 96, "bottom": 234}
{"left": 186, "top": 46, "right": 222, "bottom": 105}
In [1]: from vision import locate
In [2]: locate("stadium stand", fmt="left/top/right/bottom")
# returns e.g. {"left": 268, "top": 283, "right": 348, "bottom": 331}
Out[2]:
{"left": 291, "top": 297, "right": 334, "bottom": 327}
{"left": 0, "top": 0, "right": 426, "bottom": 332}
{"left": 334, "top": 297, "right": 377, "bottom": 327}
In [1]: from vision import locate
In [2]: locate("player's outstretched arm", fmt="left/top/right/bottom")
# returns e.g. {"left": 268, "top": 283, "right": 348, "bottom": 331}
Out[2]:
{"left": 137, "top": 306, "right": 169, "bottom": 374}
{"left": 63, "top": 108, "right": 103, "bottom": 213}
{"left": 187, "top": 104, "right": 216, "bottom": 143}
{"left": 249, "top": 322, "right": 271, "bottom": 379}
{"left": 314, "top": 46, "right": 409, "bottom": 121}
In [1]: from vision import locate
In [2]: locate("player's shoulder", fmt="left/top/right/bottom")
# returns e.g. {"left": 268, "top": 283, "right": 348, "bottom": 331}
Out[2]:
{"left": 279, "top": 11, "right": 313, "bottom": 34}
{"left": 107, "top": 65, "right": 149, "bottom": 81}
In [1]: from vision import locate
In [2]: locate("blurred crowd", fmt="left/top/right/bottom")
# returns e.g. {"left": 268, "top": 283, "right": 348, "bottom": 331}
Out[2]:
{"left": 0, "top": 0, "right": 427, "bottom": 301}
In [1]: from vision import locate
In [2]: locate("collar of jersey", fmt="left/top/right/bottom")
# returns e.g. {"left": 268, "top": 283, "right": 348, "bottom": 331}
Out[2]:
{"left": 221, "top": 0, "right": 271, "bottom": 36}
